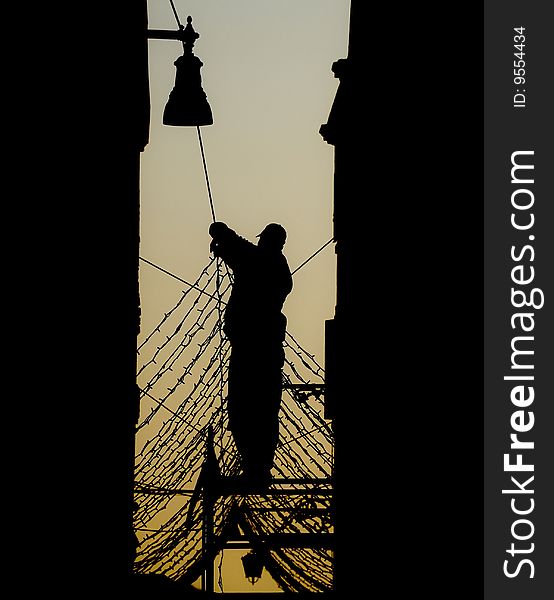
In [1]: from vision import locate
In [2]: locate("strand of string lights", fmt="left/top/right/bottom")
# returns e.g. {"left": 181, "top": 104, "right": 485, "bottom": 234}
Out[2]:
{"left": 136, "top": 291, "right": 231, "bottom": 431}
{"left": 137, "top": 257, "right": 216, "bottom": 353}
{"left": 138, "top": 273, "right": 231, "bottom": 394}
{"left": 135, "top": 254, "right": 334, "bottom": 590}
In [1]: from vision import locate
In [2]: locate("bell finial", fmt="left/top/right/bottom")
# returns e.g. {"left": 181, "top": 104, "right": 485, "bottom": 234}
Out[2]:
{"left": 181, "top": 16, "right": 200, "bottom": 52}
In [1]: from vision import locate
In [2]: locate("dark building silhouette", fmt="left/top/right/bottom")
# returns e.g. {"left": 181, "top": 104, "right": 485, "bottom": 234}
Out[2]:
{"left": 17, "top": 2, "right": 150, "bottom": 594}
{"left": 319, "top": 1, "right": 364, "bottom": 595}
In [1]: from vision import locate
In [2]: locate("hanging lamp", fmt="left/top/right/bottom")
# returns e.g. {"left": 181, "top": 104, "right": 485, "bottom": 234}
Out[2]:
{"left": 241, "top": 551, "right": 264, "bottom": 584}
{"left": 163, "top": 16, "right": 213, "bottom": 126}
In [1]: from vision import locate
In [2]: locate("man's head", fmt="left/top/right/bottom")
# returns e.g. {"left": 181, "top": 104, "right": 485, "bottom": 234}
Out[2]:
{"left": 256, "top": 223, "right": 287, "bottom": 250}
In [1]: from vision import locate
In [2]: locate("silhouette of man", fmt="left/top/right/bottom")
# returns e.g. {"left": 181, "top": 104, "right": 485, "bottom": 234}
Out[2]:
{"left": 209, "top": 222, "right": 293, "bottom": 486}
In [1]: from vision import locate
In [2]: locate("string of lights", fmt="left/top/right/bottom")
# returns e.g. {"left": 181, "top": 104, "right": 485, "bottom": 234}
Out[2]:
{"left": 137, "top": 257, "right": 217, "bottom": 353}
{"left": 134, "top": 254, "right": 334, "bottom": 590}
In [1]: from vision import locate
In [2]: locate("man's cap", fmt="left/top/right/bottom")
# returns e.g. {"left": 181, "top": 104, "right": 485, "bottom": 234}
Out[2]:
{"left": 256, "top": 223, "right": 287, "bottom": 245}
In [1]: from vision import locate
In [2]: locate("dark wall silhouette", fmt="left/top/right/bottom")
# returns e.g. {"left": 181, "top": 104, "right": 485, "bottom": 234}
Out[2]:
{"left": 318, "top": 1, "right": 365, "bottom": 595}
{"left": 320, "top": 1, "right": 483, "bottom": 597}
{"left": 12, "top": 2, "right": 149, "bottom": 594}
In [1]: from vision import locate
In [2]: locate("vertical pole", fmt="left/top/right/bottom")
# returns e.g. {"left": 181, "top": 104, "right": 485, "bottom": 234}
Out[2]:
{"left": 202, "top": 426, "right": 216, "bottom": 593}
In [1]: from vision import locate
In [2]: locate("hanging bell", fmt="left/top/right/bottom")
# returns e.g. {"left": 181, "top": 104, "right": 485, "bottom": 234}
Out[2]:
{"left": 163, "top": 16, "right": 213, "bottom": 127}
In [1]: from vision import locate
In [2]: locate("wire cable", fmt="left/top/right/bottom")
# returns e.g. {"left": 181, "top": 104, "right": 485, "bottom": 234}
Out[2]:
{"left": 168, "top": 0, "right": 183, "bottom": 28}
{"left": 197, "top": 126, "right": 217, "bottom": 223}
{"left": 291, "top": 238, "right": 334, "bottom": 275}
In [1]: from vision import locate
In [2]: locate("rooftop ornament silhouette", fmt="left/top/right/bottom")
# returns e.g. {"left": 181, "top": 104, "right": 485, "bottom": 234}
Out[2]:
{"left": 163, "top": 16, "right": 213, "bottom": 127}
